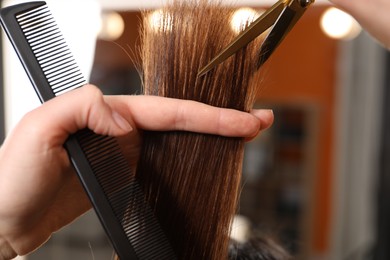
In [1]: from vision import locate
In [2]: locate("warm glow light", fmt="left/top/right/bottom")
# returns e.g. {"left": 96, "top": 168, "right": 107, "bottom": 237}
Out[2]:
{"left": 99, "top": 12, "right": 125, "bottom": 40}
{"left": 231, "top": 8, "right": 261, "bottom": 34}
{"left": 148, "top": 9, "right": 173, "bottom": 32}
{"left": 320, "top": 7, "right": 361, "bottom": 40}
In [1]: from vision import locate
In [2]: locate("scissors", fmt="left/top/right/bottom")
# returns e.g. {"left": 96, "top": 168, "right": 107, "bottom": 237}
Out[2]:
{"left": 198, "top": 0, "right": 315, "bottom": 77}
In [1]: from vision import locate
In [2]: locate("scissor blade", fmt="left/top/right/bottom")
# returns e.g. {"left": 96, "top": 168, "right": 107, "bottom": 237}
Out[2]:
{"left": 197, "top": 0, "right": 285, "bottom": 77}
{"left": 257, "top": 0, "right": 308, "bottom": 68}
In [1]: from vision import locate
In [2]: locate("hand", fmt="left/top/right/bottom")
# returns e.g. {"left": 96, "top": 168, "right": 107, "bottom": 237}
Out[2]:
{"left": 330, "top": 0, "right": 390, "bottom": 48}
{"left": 0, "top": 84, "right": 273, "bottom": 259}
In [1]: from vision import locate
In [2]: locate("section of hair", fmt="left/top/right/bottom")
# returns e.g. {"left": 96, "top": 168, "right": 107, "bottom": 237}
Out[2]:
{"left": 137, "top": 1, "right": 262, "bottom": 259}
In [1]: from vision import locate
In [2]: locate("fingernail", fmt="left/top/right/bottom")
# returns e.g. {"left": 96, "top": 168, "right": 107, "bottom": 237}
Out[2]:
{"left": 261, "top": 109, "right": 274, "bottom": 130}
{"left": 251, "top": 109, "right": 273, "bottom": 118}
{"left": 112, "top": 111, "right": 133, "bottom": 132}
{"left": 250, "top": 109, "right": 274, "bottom": 131}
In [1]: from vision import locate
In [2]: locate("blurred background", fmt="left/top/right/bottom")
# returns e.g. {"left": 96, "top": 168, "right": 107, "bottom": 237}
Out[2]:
{"left": 1, "top": 0, "right": 389, "bottom": 259}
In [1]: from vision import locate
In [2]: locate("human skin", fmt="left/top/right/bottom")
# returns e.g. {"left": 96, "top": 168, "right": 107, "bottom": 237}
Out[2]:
{"left": 330, "top": 0, "right": 390, "bottom": 48}
{"left": 0, "top": 84, "right": 273, "bottom": 259}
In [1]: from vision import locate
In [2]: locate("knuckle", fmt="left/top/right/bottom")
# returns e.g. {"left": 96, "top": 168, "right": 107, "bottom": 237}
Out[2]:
{"left": 83, "top": 84, "right": 104, "bottom": 103}
{"left": 19, "top": 110, "right": 46, "bottom": 137}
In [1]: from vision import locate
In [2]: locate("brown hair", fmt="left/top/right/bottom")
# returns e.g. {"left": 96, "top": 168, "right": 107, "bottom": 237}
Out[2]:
{"left": 135, "top": 1, "right": 268, "bottom": 259}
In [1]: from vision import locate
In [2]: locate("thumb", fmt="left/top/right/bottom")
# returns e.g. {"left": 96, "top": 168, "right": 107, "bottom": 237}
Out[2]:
{"left": 25, "top": 84, "right": 132, "bottom": 145}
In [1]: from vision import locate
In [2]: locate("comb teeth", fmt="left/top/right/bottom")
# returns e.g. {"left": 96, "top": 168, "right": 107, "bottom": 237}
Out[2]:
{"left": 77, "top": 130, "right": 176, "bottom": 259}
{"left": 1, "top": 1, "right": 177, "bottom": 259}
{"left": 15, "top": 4, "right": 86, "bottom": 96}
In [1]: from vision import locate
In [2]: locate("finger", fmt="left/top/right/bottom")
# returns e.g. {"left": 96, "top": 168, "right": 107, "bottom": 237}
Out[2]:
{"left": 20, "top": 85, "right": 133, "bottom": 146}
{"left": 250, "top": 109, "right": 274, "bottom": 131}
{"left": 245, "top": 109, "right": 274, "bottom": 142}
{"left": 105, "top": 95, "right": 273, "bottom": 138}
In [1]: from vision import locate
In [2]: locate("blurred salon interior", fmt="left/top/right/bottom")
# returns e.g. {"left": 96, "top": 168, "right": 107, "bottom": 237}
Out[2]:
{"left": 1, "top": 0, "right": 389, "bottom": 259}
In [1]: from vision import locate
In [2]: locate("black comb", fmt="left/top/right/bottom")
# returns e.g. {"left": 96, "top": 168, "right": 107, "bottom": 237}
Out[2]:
{"left": 0, "top": 2, "right": 176, "bottom": 259}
